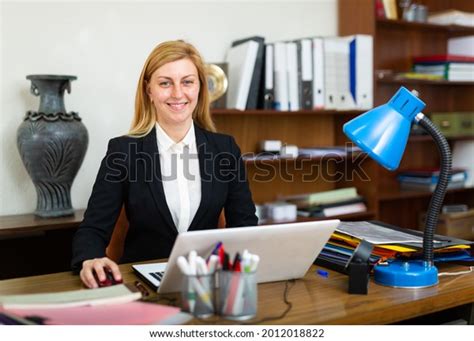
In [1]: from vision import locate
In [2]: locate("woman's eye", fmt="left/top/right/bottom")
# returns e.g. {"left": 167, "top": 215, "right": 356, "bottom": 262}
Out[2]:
{"left": 183, "top": 80, "right": 194, "bottom": 86}
{"left": 159, "top": 81, "right": 171, "bottom": 87}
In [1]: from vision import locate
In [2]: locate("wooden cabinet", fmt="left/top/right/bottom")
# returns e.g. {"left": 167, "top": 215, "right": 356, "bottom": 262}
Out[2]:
{"left": 339, "top": 0, "right": 474, "bottom": 236}
{"left": 212, "top": 0, "right": 474, "bottom": 237}
{"left": 0, "top": 210, "right": 84, "bottom": 279}
{"left": 212, "top": 109, "right": 378, "bottom": 221}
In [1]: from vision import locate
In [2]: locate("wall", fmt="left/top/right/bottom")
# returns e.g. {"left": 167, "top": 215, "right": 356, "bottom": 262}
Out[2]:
{"left": 0, "top": 0, "right": 337, "bottom": 215}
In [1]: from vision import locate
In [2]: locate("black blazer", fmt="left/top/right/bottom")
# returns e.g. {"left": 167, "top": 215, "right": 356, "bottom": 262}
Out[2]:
{"left": 71, "top": 125, "right": 257, "bottom": 272}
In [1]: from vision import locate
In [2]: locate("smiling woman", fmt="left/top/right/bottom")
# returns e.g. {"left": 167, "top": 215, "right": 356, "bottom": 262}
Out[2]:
{"left": 147, "top": 59, "right": 200, "bottom": 138}
{"left": 71, "top": 40, "right": 258, "bottom": 289}
{"left": 130, "top": 40, "right": 215, "bottom": 138}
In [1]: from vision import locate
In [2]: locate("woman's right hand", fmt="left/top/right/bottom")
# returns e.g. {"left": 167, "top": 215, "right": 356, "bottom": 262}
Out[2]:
{"left": 79, "top": 257, "right": 122, "bottom": 289}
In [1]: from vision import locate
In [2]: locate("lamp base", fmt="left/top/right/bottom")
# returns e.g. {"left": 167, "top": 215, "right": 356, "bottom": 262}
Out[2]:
{"left": 374, "top": 260, "right": 438, "bottom": 288}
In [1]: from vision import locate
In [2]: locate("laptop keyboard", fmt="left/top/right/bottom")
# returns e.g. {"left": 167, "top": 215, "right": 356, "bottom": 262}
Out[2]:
{"left": 150, "top": 271, "right": 164, "bottom": 282}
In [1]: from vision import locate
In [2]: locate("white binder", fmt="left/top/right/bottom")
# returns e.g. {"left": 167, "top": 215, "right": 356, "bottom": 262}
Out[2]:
{"left": 323, "top": 37, "right": 351, "bottom": 110}
{"left": 225, "top": 40, "right": 259, "bottom": 110}
{"left": 286, "top": 41, "right": 300, "bottom": 111}
{"left": 298, "top": 38, "right": 313, "bottom": 110}
{"left": 312, "top": 37, "right": 325, "bottom": 109}
{"left": 273, "top": 42, "right": 289, "bottom": 111}
{"left": 348, "top": 34, "right": 373, "bottom": 110}
{"left": 263, "top": 44, "right": 274, "bottom": 110}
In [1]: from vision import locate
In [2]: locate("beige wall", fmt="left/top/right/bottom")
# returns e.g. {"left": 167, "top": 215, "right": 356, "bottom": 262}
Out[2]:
{"left": 0, "top": 0, "right": 337, "bottom": 214}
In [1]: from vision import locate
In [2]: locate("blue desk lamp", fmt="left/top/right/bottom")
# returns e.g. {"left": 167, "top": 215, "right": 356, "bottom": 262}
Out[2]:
{"left": 343, "top": 86, "right": 452, "bottom": 288}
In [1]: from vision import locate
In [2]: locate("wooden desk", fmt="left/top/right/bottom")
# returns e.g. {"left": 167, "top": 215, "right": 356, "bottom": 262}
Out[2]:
{"left": 0, "top": 262, "right": 472, "bottom": 324}
{"left": 0, "top": 210, "right": 85, "bottom": 279}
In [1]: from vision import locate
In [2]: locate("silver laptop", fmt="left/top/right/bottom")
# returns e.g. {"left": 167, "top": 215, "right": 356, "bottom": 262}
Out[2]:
{"left": 132, "top": 219, "right": 339, "bottom": 293}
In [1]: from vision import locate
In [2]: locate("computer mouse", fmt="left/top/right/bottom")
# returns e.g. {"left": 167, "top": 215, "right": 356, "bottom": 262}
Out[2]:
{"left": 94, "top": 271, "right": 123, "bottom": 287}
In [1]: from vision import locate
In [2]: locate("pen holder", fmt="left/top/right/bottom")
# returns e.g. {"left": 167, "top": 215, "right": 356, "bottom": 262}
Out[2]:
{"left": 181, "top": 273, "right": 215, "bottom": 318}
{"left": 218, "top": 270, "right": 257, "bottom": 321}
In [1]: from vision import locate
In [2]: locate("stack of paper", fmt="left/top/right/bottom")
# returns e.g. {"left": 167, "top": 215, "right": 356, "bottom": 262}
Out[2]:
{"left": 0, "top": 284, "right": 141, "bottom": 308}
{"left": 0, "top": 302, "right": 184, "bottom": 325}
{"left": 279, "top": 187, "right": 368, "bottom": 218}
{"left": 0, "top": 284, "right": 189, "bottom": 325}
{"left": 315, "top": 221, "right": 474, "bottom": 273}
{"left": 428, "top": 10, "right": 474, "bottom": 27}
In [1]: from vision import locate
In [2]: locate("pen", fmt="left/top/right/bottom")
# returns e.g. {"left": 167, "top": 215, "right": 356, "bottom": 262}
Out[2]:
{"left": 208, "top": 241, "right": 223, "bottom": 260}
{"left": 134, "top": 281, "right": 150, "bottom": 297}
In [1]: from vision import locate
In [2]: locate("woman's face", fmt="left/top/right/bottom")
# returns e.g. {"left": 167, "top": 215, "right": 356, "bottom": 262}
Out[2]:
{"left": 147, "top": 58, "right": 200, "bottom": 127}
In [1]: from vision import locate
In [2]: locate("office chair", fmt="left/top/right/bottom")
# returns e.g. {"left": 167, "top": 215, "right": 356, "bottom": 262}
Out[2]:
{"left": 105, "top": 206, "right": 227, "bottom": 262}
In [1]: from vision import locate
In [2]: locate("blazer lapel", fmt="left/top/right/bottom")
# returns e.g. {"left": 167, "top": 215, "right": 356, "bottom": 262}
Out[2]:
{"left": 142, "top": 127, "right": 177, "bottom": 233}
{"left": 189, "top": 125, "right": 214, "bottom": 231}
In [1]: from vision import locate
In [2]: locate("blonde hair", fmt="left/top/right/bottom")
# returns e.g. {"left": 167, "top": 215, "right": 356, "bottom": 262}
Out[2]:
{"left": 129, "top": 40, "right": 216, "bottom": 137}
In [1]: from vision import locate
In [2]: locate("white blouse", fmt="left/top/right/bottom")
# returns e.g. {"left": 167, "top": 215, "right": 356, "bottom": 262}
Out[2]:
{"left": 155, "top": 122, "right": 201, "bottom": 233}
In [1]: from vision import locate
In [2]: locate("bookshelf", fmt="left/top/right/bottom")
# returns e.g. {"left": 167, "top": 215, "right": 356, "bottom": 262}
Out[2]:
{"left": 212, "top": 109, "right": 373, "bottom": 207}
{"left": 339, "top": 0, "right": 474, "bottom": 234}
{"left": 212, "top": 109, "right": 365, "bottom": 116}
{"left": 260, "top": 210, "right": 377, "bottom": 226}
{"left": 376, "top": 17, "right": 474, "bottom": 33}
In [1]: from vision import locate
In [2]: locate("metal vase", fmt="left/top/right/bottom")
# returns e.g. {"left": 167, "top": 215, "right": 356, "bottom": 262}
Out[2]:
{"left": 17, "top": 75, "right": 89, "bottom": 217}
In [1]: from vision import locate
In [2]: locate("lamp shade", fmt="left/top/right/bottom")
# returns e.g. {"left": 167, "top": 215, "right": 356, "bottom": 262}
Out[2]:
{"left": 343, "top": 87, "right": 426, "bottom": 171}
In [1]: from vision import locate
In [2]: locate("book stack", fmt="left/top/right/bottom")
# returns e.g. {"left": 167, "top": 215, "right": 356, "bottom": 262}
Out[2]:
{"left": 298, "top": 145, "right": 361, "bottom": 158}
{"left": 279, "top": 187, "right": 367, "bottom": 218}
{"left": 428, "top": 10, "right": 474, "bottom": 27}
{"left": 397, "top": 168, "right": 468, "bottom": 192}
{"left": 412, "top": 55, "right": 474, "bottom": 82}
{"left": 0, "top": 284, "right": 188, "bottom": 325}
{"left": 315, "top": 221, "right": 474, "bottom": 274}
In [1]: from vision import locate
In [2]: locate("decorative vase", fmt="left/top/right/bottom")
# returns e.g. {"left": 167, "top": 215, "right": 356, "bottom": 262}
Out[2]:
{"left": 17, "top": 75, "right": 89, "bottom": 217}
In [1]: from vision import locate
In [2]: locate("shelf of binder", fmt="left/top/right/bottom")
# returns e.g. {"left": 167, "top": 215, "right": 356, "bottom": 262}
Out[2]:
{"left": 211, "top": 109, "right": 366, "bottom": 116}
{"left": 258, "top": 211, "right": 376, "bottom": 226}
{"left": 242, "top": 150, "right": 366, "bottom": 165}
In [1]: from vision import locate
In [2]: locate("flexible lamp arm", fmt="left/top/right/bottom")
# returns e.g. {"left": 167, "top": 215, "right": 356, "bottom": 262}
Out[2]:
{"left": 415, "top": 113, "right": 452, "bottom": 265}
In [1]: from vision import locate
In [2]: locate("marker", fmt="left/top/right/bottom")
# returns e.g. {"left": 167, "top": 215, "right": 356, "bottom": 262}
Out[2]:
{"left": 223, "top": 252, "right": 231, "bottom": 271}
{"left": 250, "top": 254, "right": 260, "bottom": 272}
{"left": 207, "top": 254, "right": 219, "bottom": 274}
{"left": 218, "top": 246, "right": 225, "bottom": 269}
{"left": 177, "top": 256, "right": 191, "bottom": 275}
{"left": 177, "top": 256, "right": 195, "bottom": 313}
{"left": 188, "top": 250, "right": 197, "bottom": 275}
{"left": 242, "top": 252, "right": 252, "bottom": 273}
{"left": 317, "top": 269, "right": 328, "bottom": 278}
{"left": 196, "top": 256, "right": 208, "bottom": 275}
{"left": 233, "top": 252, "right": 241, "bottom": 272}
